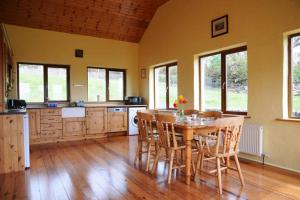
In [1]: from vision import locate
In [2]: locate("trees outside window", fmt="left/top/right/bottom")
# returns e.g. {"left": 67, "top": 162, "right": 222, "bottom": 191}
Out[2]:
{"left": 200, "top": 46, "right": 248, "bottom": 114}
{"left": 288, "top": 33, "right": 300, "bottom": 118}
{"left": 154, "top": 62, "right": 178, "bottom": 109}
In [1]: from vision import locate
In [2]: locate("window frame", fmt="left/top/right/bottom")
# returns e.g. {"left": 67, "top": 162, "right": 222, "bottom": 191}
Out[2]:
{"left": 288, "top": 32, "right": 300, "bottom": 118}
{"left": 153, "top": 62, "right": 178, "bottom": 110}
{"left": 87, "top": 67, "right": 126, "bottom": 102}
{"left": 17, "top": 62, "right": 70, "bottom": 103}
{"left": 199, "top": 46, "right": 248, "bottom": 115}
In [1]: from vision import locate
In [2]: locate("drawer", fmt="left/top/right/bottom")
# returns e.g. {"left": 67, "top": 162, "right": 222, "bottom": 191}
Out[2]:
{"left": 41, "top": 122, "right": 62, "bottom": 130}
{"left": 40, "top": 130, "right": 62, "bottom": 138}
{"left": 41, "top": 116, "right": 62, "bottom": 123}
{"left": 41, "top": 108, "right": 61, "bottom": 116}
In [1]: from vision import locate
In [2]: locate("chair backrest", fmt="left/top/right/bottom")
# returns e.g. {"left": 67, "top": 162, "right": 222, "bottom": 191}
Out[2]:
{"left": 214, "top": 116, "right": 244, "bottom": 155}
{"left": 137, "top": 111, "right": 155, "bottom": 141}
{"left": 202, "top": 111, "right": 223, "bottom": 119}
{"left": 184, "top": 109, "right": 199, "bottom": 115}
{"left": 155, "top": 113, "right": 178, "bottom": 149}
{"left": 141, "top": 109, "right": 159, "bottom": 114}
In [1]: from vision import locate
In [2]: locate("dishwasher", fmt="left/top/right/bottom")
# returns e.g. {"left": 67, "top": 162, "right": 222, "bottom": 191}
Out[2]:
{"left": 107, "top": 107, "right": 128, "bottom": 133}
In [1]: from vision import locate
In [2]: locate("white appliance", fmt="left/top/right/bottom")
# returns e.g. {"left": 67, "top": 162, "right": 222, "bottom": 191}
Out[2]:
{"left": 23, "top": 114, "right": 30, "bottom": 169}
{"left": 128, "top": 106, "right": 146, "bottom": 135}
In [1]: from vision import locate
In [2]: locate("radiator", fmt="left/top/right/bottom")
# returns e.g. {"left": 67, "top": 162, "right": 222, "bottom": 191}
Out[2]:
{"left": 239, "top": 124, "right": 263, "bottom": 156}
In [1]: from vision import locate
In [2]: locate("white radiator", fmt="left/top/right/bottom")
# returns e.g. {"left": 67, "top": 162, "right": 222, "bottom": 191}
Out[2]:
{"left": 239, "top": 124, "right": 263, "bottom": 156}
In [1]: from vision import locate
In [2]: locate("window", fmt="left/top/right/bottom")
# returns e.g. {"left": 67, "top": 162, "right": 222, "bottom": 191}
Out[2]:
{"left": 18, "top": 63, "right": 70, "bottom": 103}
{"left": 87, "top": 67, "right": 126, "bottom": 102}
{"left": 154, "top": 62, "right": 178, "bottom": 109}
{"left": 288, "top": 33, "right": 300, "bottom": 118}
{"left": 199, "top": 46, "right": 248, "bottom": 114}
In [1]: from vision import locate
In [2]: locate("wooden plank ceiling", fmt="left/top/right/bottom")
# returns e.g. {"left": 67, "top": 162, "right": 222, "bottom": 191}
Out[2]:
{"left": 0, "top": 0, "right": 169, "bottom": 43}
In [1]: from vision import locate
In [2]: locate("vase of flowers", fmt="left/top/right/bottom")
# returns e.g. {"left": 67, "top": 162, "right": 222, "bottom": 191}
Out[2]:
{"left": 173, "top": 95, "right": 188, "bottom": 120}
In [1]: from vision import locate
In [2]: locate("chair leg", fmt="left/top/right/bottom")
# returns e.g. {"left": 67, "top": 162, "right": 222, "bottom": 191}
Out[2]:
{"left": 216, "top": 157, "right": 223, "bottom": 195}
{"left": 167, "top": 149, "right": 175, "bottom": 184}
{"left": 146, "top": 142, "right": 151, "bottom": 171}
{"left": 225, "top": 156, "right": 230, "bottom": 173}
{"left": 151, "top": 148, "right": 162, "bottom": 174}
{"left": 234, "top": 154, "right": 245, "bottom": 186}
{"left": 165, "top": 148, "right": 169, "bottom": 159}
{"left": 194, "top": 151, "right": 202, "bottom": 179}
{"left": 134, "top": 141, "right": 141, "bottom": 165}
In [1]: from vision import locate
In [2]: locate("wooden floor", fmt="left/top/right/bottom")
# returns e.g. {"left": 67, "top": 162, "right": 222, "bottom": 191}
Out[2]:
{"left": 1, "top": 136, "right": 300, "bottom": 200}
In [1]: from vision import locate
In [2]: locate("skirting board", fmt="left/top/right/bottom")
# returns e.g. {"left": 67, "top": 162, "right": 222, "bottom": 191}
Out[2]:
{"left": 239, "top": 156, "right": 300, "bottom": 175}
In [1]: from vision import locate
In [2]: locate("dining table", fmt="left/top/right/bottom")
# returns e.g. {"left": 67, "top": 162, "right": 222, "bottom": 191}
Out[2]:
{"left": 173, "top": 118, "right": 218, "bottom": 185}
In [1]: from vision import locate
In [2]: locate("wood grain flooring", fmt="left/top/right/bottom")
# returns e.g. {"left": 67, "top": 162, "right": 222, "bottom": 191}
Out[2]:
{"left": 0, "top": 136, "right": 300, "bottom": 200}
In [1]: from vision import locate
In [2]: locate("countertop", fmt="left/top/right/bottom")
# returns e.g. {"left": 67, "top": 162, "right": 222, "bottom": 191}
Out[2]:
{"left": 27, "top": 104, "right": 148, "bottom": 109}
{"left": 0, "top": 109, "right": 27, "bottom": 115}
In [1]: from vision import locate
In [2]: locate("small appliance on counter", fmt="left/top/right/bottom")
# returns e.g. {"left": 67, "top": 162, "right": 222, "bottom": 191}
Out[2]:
{"left": 125, "top": 96, "right": 143, "bottom": 105}
{"left": 45, "top": 102, "right": 58, "bottom": 108}
{"left": 73, "top": 100, "right": 85, "bottom": 107}
{"left": 7, "top": 99, "right": 27, "bottom": 110}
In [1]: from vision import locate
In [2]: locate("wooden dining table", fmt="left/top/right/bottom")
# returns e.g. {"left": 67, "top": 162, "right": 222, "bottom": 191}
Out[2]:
{"left": 174, "top": 119, "right": 217, "bottom": 185}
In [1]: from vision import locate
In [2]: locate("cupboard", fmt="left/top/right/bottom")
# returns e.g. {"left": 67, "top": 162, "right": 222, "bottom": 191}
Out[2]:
{"left": 28, "top": 106, "right": 128, "bottom": 144}
{"left": 86, "top": 107, "right": 107, "bottom": 136}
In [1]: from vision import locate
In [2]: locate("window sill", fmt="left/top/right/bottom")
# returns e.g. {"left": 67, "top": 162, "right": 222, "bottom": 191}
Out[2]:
{"left": 223, "top": 114, "right": 251, "bottom": 119}
{"left": 276, "top": 118, "right": 300, "bottom": 123}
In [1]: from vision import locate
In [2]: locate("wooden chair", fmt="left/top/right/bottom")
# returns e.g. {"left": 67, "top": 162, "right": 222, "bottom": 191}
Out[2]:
{"left": 134, "top": 111, "right": 158, "bottom": 171}
{"left": 184, "top": 109, "right": 199, "bottom": 116}
{"left": 194, "top": 111, "right": 223, "bottom": 150}
{"left": 200, "top": 111, "right": 223, "bottom": 118}
{"left": 151, "top": 113, "right": 186, "bottom": 184}
{"left": 194, "top": 116, "right": 245, "bottom": 194}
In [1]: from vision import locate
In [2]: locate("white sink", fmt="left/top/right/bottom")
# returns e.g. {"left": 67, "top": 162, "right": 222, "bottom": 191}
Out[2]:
{"left": 62, "top": 107, "right": 85, "bottom": 118}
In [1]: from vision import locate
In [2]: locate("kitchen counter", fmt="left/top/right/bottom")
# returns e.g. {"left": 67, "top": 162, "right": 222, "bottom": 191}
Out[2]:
{"left": 0, "top": 109, "right": 27, "bottom": 115}
{"left": 27, "top": 104, "right": 148, "bottom": 109}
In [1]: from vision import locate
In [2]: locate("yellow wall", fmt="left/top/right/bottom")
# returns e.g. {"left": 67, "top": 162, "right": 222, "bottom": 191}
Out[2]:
{"left": 139, "top": 0, "right": 300, "bottom": 172}
{"left": 5, "top": 24, "right": 139, "bottom": 101}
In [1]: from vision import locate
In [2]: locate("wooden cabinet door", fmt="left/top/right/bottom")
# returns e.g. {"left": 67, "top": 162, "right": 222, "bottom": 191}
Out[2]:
{"left": 28, "top": 109, "right": 41, "bottom": 140}
{"left": 0, "top": 115, "right": 25, "bottom": 174}
{"left": 107, "top": 112, "right": 128, "bottom": 132}
{"left": 63, "top": 118, "right": 86, "bottom": 137}
{"left": 86, "top": 108, "right": 107, "bottom": 135}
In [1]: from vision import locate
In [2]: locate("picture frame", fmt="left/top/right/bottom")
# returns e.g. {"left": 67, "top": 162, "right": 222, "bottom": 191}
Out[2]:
{"left": 141, "top": 68, "right": 146, "bottom": 79}
{"left": 211, "top": 15, "right": 228, "bottom": 38}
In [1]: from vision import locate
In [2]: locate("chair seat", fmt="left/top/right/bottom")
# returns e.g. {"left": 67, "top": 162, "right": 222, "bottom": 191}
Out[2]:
{"left": 201, "top": 145, "right": 235, "bottom": 157}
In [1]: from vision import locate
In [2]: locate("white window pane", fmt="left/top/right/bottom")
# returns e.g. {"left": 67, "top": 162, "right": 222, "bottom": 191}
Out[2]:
{"left": 19, "top": 64, "right": 44, "bottom": 102}
{"left": 292, "top": 36, "right": 300, "bottom": 117}
{"left": 201, "top": 54, "right": 221, "bottom": 111}
{"left": 168, "top": 65, "right": 178, "bottom": 108}
{"left": 109, "top": 71, "right": 124, "bottom": 100}
{"left": 155, "top": 67, "right": 167, "bottom": 109}
{"left": 48, "top": 67, "right": 68, "bottom": 101}
{"left": 88, "top": 68, "right": 106, "bottom": 101}
{"left": 226, "top": 51, "right": 248, "bottom": 112}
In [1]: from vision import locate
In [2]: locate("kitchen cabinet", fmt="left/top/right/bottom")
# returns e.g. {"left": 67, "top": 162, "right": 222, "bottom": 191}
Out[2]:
{"left": 107, "top": 107, "right": 128, "bottom": 132}
{"left": 28, "top": 109, "right": 41, "bottom": 142}
{"left": 86, "top": 107, "right": 107, "bottom": 136}
{"left": 40, "top": 108, "right": 62, "bottom": 139}
{"left": 0, "top": 115, "right": 25, "bottom": 174}
{"left": 63, "top": 117, "right": 86, "bottom": 137}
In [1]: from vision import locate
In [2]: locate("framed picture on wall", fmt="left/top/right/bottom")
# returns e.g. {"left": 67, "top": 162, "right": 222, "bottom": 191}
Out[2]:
{"left": 141, "top": 68, "right": 146, "bottom": 79}
{"left": 211, "top": 15, "right": 228, "bottom": 38}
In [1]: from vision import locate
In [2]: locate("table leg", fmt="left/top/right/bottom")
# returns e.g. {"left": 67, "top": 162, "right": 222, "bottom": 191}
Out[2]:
{"left": 183, "top": 127, "right": 193, "bottom": 185}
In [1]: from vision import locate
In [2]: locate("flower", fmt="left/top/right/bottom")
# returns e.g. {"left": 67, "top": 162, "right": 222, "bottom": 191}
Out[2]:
{"left": 173, "top": 95, "right": 188, "bottom": 107}
{"left": 173, "top": 99, "right": 178, "bottom": 108}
